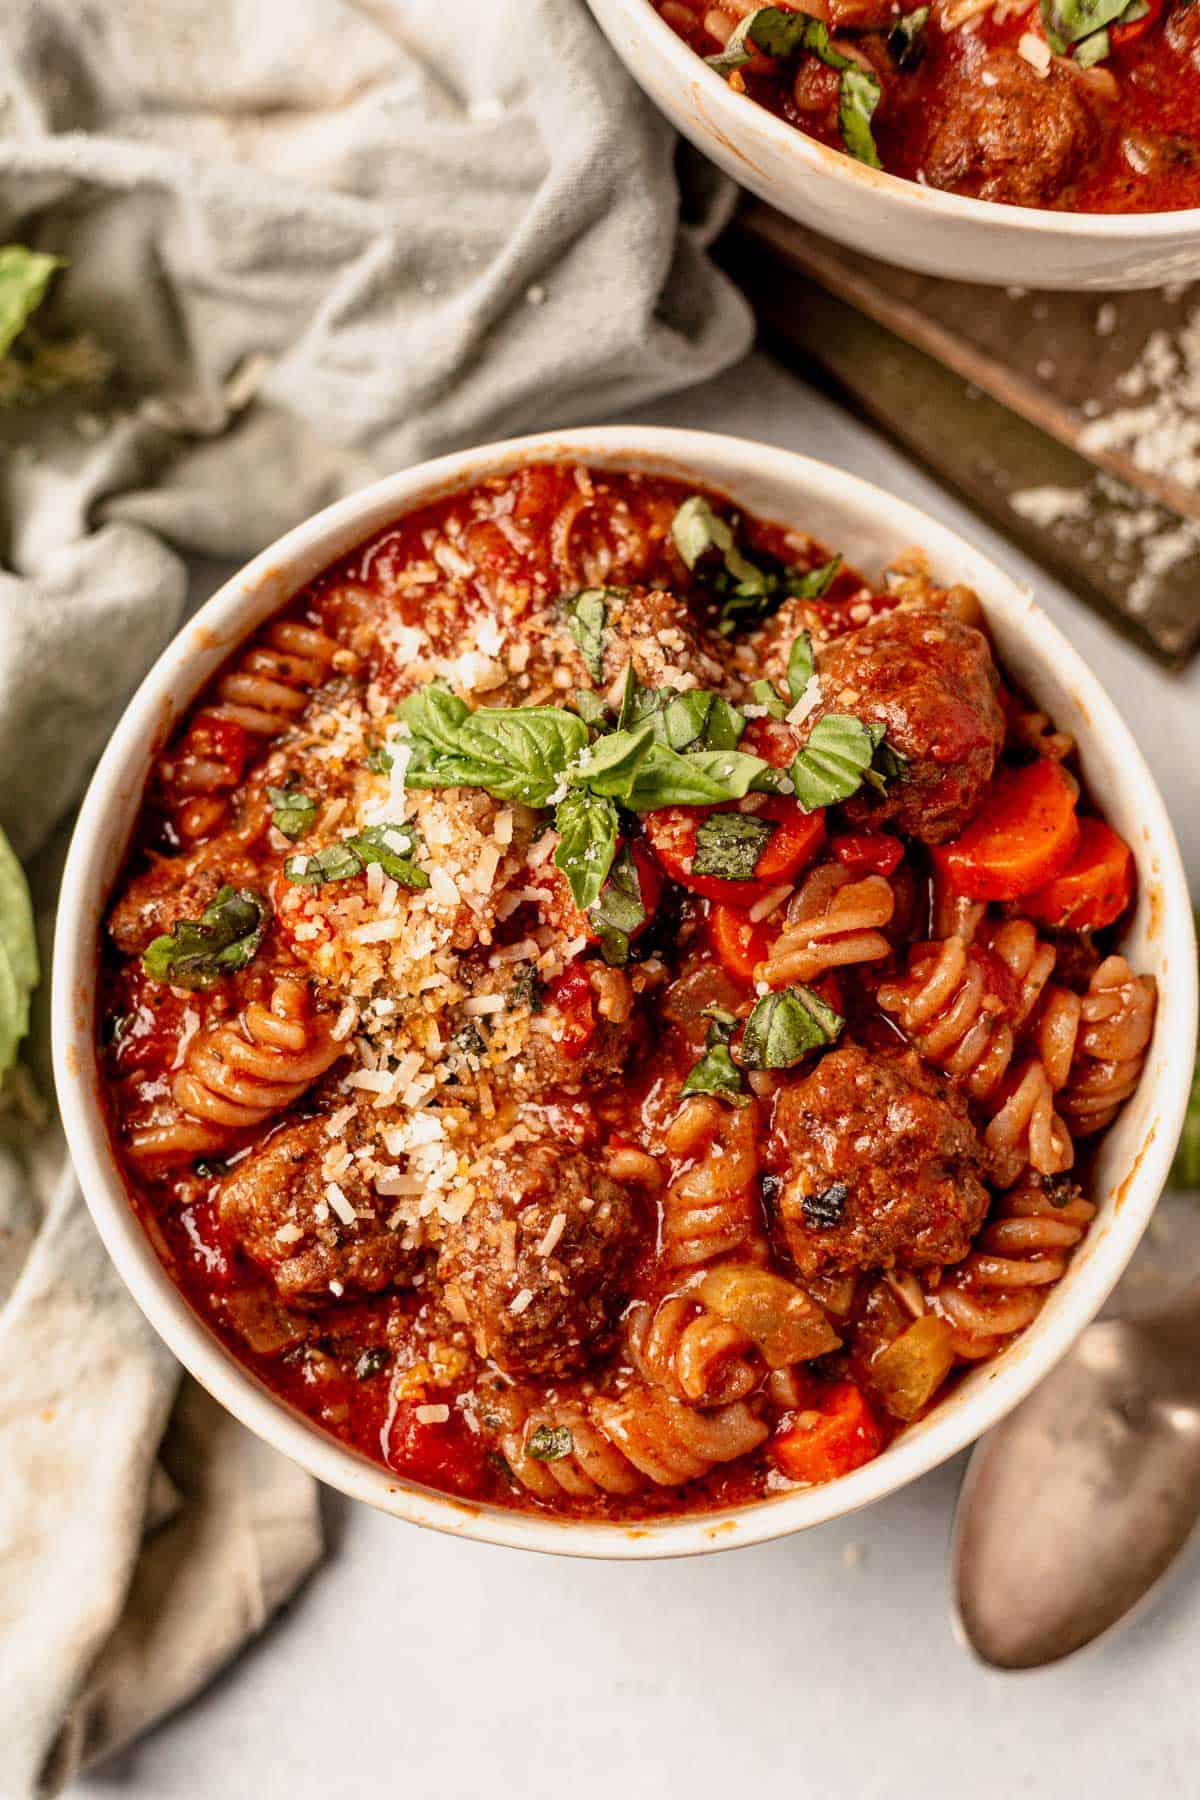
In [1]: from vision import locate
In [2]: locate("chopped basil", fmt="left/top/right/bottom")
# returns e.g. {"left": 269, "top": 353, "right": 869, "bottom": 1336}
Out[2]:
{"left": 680, "top": 1011, "right": 750, "bottom": 1106}
{"left": 365, "top": 743, "right": 394, "bottom": 774}
{"left": 672, "top": 495, "right": 770, "bottom": 595}
{"left": 0, "top": 824, "right": 38, "bottom": 1075}
{"left": 565, "top": 587, "right": 613, "bottom": 684}
{"left": 863, "top": 730, "right": 909, "bottom": 794}
{"left": 0, "top": 245, "right": 64, "bottom": 360}
{"left": 508, "top": 964, "right": 543, "bottom": 1013}
{"left": 453, "top": 1020, "right": 488, "bottom": 1061}
{"left": 354, "top": 1347, "right": 390, "bottom": 1380}
{"left": 573, "top": 688, "right": 610, "bottom": 730}
{"left": 1040, "top": 0, "right": 1138, "bottom": 51}
{"left": 803, "top": 1180, "right": 850, "bottom": 1229}
{"left": 141, "top": 885, "right": 270, "bottom": 990}
{"left": 671, "top": 494, "right": 841, "bottom": 636}
{"left": 526, "top": 1423, "right": 573, "bottom": 1462}
{"left": 553, "top": 788, "right": 619, "bottom": 912}
{"left": 741, "top": 982, "right": 843, "bottom": 1070}
{"left": 887, "top": 5, "right": 929, "bottom": 67}
{"left": 622, "top": 744, "right": 787, "bottom": 810}
{"left": 284, "top": 823, "right": 429, "bottom": 890}
{"left": 751, "top": 679, "right": 787, "bottom": 721}
{"left": 590, "top": 842, "right": 650, "bottom": 967}
{"left": 691, "top": 811, "right": 776, "bottom": 881}
{"left": 789, "top": 714, "right": 902, "bottom": 813}
{"left": 786, "top": 630, "right": 815, "bottom": 704}
{"left": 705, "top": 9, "right": 881, "bottom": 169}
{"left": 267, "top": 784, "right": 317, "bottom": 840}
{"left": 400, "top": 684, "right": 590, "bottom": 809}
{"left": 616, "top": 664, "right": 745, "bottom": 753}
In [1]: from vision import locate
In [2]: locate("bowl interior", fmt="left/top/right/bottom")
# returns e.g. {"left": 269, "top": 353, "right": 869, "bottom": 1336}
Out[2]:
{"left": 52, "top": 428, "right": 1196, "bottom": 1558}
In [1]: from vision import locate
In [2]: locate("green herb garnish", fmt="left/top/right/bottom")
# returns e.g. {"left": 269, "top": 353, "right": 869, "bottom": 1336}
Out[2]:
{"left": 1040, "top": 0, "right": 1144, "bottom": 59}
{"left": 554, "top": 788, "right": 619, "bottom": 912}
{"left": 590, "top": 843, "right": 651, "bottom": 968}
{"left": 671, "top": 494, "right": 841, "bottom": 634}
{"left": 565, "top": 587, "right": 614, "bottom": 684}
{"left": 509, "top": 964, "right": 543, "bottom": 1013}
{"left": 705, "top": 9, "right": 881, "bottom": 168}
{"left": 268, "top": 785, "right": 318, "bottom": 840}
{"left": 284, "top": 824, "right": 429, "bottom": 889}
{"left": 0, "top": 825, "right": 39, "bottom": 1076}
{"left": 355, "top": 1347, "right": 390, "bottom": 1379}
{"left": 400, "top": 685, "right": 589, "bottom": 809}
{"left": 0, "top": 246, "right": 64, "bottom": 360}
{"left": 680, "top": 1009, "right": 750, "bottom": 1106}
{"left": 887, "top": 5, "right": 929, "bottom": 66}
{"left": 526, "top": 1424, "right": 573, "bottom": 1462}
{"left": 741, "top": 982, "right": 843, "bottom": 1070}
{"left": 141, "top": 885, "right": 269, "bottom": 990}
{"left": 691, "top": 812, "right": 776, "bottom": 881}
{"left": 786, "top": 630, "right": 815, "bottom": 705}
{"left": 789, "top": 714, "right": 905, "bottom": 813}
{"left": 750, "top": 679, "right": 787, "bottom": 721}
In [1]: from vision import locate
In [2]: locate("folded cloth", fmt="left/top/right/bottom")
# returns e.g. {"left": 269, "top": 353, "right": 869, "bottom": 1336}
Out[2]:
{"left": 0, "top": 2, "right": 753, "bottom": 1792}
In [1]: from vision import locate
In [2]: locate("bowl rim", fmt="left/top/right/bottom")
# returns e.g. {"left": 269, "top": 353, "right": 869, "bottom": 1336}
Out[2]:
{"left": 589, "top": 0, "right": 1200, "bottom": 237}
{"left": 52, "top": 424, "right": 1196, "bottom": 1561}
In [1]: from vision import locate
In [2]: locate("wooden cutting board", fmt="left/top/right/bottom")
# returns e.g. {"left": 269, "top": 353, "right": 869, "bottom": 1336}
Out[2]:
{"left": 724, "top": 204, "right": 1200, "bottom": 665}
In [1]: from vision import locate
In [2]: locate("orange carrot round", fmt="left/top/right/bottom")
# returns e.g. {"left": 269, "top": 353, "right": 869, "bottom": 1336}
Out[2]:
{"left": 933, "top": 758, "right": 1080, "bottom": 902}
{"left": 1023, "top": 816, "right": 1134, "bottom": 932}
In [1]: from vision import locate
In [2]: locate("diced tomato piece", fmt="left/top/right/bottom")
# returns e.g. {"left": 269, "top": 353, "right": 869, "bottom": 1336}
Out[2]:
{"left": 643, "top": 797, "right": 826, "bottom": 906}
{"left": 933, "top": 759, "right": 1080, "bottom": 902}
{"left": 388, "top": 1400, "right": 487, "bottom": 1497}
{"left": 831, "top": 831, "right": 905, "bottom": 879}
{"left": 709, "top": 902, "right": 777, "bottom": 986}
{"left": 740, "top": 715, "right": 800, "bottom": 770}
{"left": 770, "top": 1381, "right": 884, "bottom": 1485}
{"left": 1022, "top": 816, "right": 1135, "bottom": 933}
{"left": 547, "top": 959, "right": 597, "bottom": 1059}
{"left": 1111, "top": 0, "right": 1163, "bottom": 48}
{"left": 179, "top": 1196, "right": 236, "bottom": 1290}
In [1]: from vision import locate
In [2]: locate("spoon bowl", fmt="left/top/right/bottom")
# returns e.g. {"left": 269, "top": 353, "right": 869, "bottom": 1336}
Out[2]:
{"left": 953, "top": 1286, "right": 1200, "bottom": 1670}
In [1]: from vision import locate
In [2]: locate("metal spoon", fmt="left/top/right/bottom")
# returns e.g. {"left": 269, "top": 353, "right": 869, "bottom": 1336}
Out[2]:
{"left": 951, "top": 1284, "right": 1200, "bottom": 1670}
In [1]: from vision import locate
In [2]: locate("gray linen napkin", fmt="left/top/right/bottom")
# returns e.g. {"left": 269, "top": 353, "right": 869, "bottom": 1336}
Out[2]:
{"left": 0, "top": 2, "right": 753, "bottom": 1792}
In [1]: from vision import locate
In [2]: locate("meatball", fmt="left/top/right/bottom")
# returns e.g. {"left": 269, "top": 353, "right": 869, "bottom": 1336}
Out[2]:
{"left": 436, "top": 1140, "right": 642, "bottom": 1377}
{"left": 451, "top": 952, "right": 642, "bottom": 1097}
{"left": 806, "top": 611, "right": 1004, "bottom": 843}
{"left": 567, "top": 584, "right": 726, "bottom": 695}
{"left": 921, "top": 50, "right": 1100, "bottom": 209}
{"left": 108, "top": 836, "right": 263, "bottom": 957}
{"left": 768, "top": 1044, "right": 991, "bottom": 1281}
{"left": 218, "top": 1117, "right": 417, "bottom": 1305}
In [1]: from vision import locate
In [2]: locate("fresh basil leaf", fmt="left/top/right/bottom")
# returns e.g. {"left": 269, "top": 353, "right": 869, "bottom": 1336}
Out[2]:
{"left": 623, "top": 745, "right": 783, "bottom": 811}
{"left": 573, "top": 689, "right": 610, "bottom": 730}
{"left": 616, "top": 665, "right": 745, "bottom": 752}
{"left": 680, "top": 1017, "right": 750, "bottom": 1106}
{"left": 0, "top": 825, "right": 38, "bottom": 1075}
{"left": 703, "top": 696, "right": 747, "bottom": 751}
{"left": 862, "top": 728, "right": 908, "bottom": 795}
{"left": 267, "top": 785, "right": 317, "bottom": 840}
{"left": 1073, "top": 25, "right": 1111, "bottom": 61}
{"left": 365, "top": 743, "right": 393, "bottom": 774}
{"left": 590, "top": 842, "right": 649, "bottom": 967}
{"left": 751, "top": 679, "right": 787, "bottom": 721}
{"left": 671, "top": 495, "right": 768, "bottom": 595}
{"left": 838, "top": 65, "right": 882, "bottom": 169}
{"left": 704, "top": 8, "right": 764, "bottom": 71}
{"left": 0, "top": 245, "right": 64, "bottom": 360}
{"left": 741, "top": 982, "right": 843, "bottom": 1070}
{"left": 141, "top": 885, "right": 269, "bottom": 990}
{"left": 1040, "top": 0, "right": 1131, "bottom": 48}
{"left": 705, "top": 10, "right": 881, "bottom": 168}
{"left": 887, "top": 5, "right": 929, "bottom": 66}
{"left": 283, "top": 843, "right": 365, "bottom": 886}
{"left": 785, "top": 554, "right": 842, "bottom": 602}
{"left": 570, "top": 721, "right": 658, "bottom": 799}
{"left": 691, "top": 812, "right": 776, "bottom": 881}
{"left": 400, "top": 686, "right": 589, "bottom": 808}
{"left": 346, "top": 824, "right": 430, "bottom": 889}
{"left": 565, "top": 588, "right": 612, "bottom": 684}
{"left": 527, "top": 1424, "right": 573, "bottom": 1462}
{"left": 553, "top": 788, "right": 619, "bottom": 912}
{"left": 790, "top": 714, "right": 878, "bottom": 812}
{"left": 786, "top": 630, "right": 815, "bottom": 705}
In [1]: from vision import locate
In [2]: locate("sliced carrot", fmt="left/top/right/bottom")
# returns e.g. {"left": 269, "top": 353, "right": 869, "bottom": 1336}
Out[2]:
{"left": 770, "top": 1382, "right": 884, "bottom": 1485}
{"left": 643, "top": 797, "right": 826, "bottom": 906}
{"left": 709, "top": 902, "right": 776, "bottom": 985}
{"left": 1023, "top": 816, "right": 1134, "bottom": 932}
{"left": 831, "top": 831, "right": 905, "bottom": 879}
{"left": 933, "top": 759, "right": 1080, "bottom": 902}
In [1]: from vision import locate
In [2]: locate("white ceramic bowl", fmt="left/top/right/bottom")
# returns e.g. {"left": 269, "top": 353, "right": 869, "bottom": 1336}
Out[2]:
{"left": 587, "top": 0, "right": 1200, "bottom": 290}
{"left": 53, "top": 427, "right": 1195, "bottom": 1558}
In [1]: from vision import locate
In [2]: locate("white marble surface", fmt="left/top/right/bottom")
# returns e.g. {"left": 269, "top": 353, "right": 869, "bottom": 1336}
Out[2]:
{"left": 75, "top": 353, "right": 1200, "bottom": 1800}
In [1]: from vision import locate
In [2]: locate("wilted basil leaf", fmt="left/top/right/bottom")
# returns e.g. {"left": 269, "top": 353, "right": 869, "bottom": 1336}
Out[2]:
{"left": 680, "top": 1012, "right": 750, "bottom": 1106}
{"left": 786, "top": 630, "right": 815, "bottom": 704}
{"left": 142, "top": 885, "right": 269, "bottom": 990}
{"left": 887, "top": 5, "right": 929, "bottom": 66}
{"left": 283, "top": 843, "right": 364, "bottom": 887}
{"left": 838, "top": 65, "right": 882, "bottom": 168}
{"left": 705, "top": 9, "right": 881, "bottom": 168}
{"left": 669, "top": 488, "right": 840, "bottom": 635}
{"left": 616, "top": 664, "right": 745, "bottom": 752}
{"left": 553, "top": 788, "right": 619, "bottom": 912}
{"left": 565, "top": 588, "right": 612, "bottom": 683}
{"left": 365, "top": 743, "right": 394, "bottom": 774}
{"left": 399, "top": 685, "right": 589, "bottom": 808}
{"left": 527, "top": 1424, "right": 574, "bottom": 1462}
{"left": 741, "top": 982, "right": 843, "bottom": 1070}
{"left": 267, "top": 784, "right": 317, "bottom": 840}
{"left": 284, "top": 824, "right": 428, "bottom": 890}
{"left": 590, "top": 842, "right": 650, "bottom": 967}
{"left": 672, "top": 494, "right": 769, "bottom": 595}
{"left": 862, "top": 727, "right": 909, "bottom": 795}
{"left": 692, "top": 812, "right": 776, "bottom": 881}
{"left": 1040, "top": 0, "right": 1133, "bottom": 49}
{"left": 751, "top": 679, "right": 787, "bottom": 721}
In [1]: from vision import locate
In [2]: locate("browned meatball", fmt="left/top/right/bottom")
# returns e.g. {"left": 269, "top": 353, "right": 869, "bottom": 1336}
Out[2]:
{"left": 108, "top": 836, "right": 263, "bottom": 957}
{"left": 436, "top": 1140, "right": 643, "bottom": 1377}
{"left": 567, "top": 584, "right": 726, "bottom": 694}
{"left": 218, "top": 1117, "right": 417, "bottom": 1305}
{"left": 451, "top": 954, "right": 643, "bottom": 1097}
{"left": 806, "top": 611, "right": 1004, "bottom": 843}
{"left": 921, "top": 50, "right": 1100, "bottom": 209}
{"left": 768, "top": 1044, "right": 991, "bottom": 1280}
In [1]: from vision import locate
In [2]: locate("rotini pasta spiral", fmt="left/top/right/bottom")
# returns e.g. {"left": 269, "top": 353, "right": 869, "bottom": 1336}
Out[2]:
{"left": 1060, "top": 954, "right": 1157, "bottom": 1135}
{"left": 933, "top": 1176, "right": 1097, "bottom": 1359}
{"left": 758, "top": 864, "right": 894, "bottom": 988}
{"left": 491, "top": 1382, "right": 768, "bottom": 1500}
{"left": 660, "top": 1096, "right": 763, "bottom": 1268}
{"left": 207, "top": 620, "right": 342, "bottom": 738}
{"left": 129, "top": 978, "right": 343, "bottom": 1163}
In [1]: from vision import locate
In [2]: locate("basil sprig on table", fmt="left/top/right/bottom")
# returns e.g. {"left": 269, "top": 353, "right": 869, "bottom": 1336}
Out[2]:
{"left": 706, "top": 8, "right": 882, "bottom": 170}
{"left": 1040, "top": 0, "right": 1147, "bottom": 61}
{"left": 142, "top": 885, "right": 270, "bottom": 989}
{"left": 284, "top": 823, "right": 429, "bottom": 890}
{"left": 670, "top": 496, "right": 841, "bottom": 634}
{"left": 0, "top": 825, "right": 39, "bottom": 1076}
